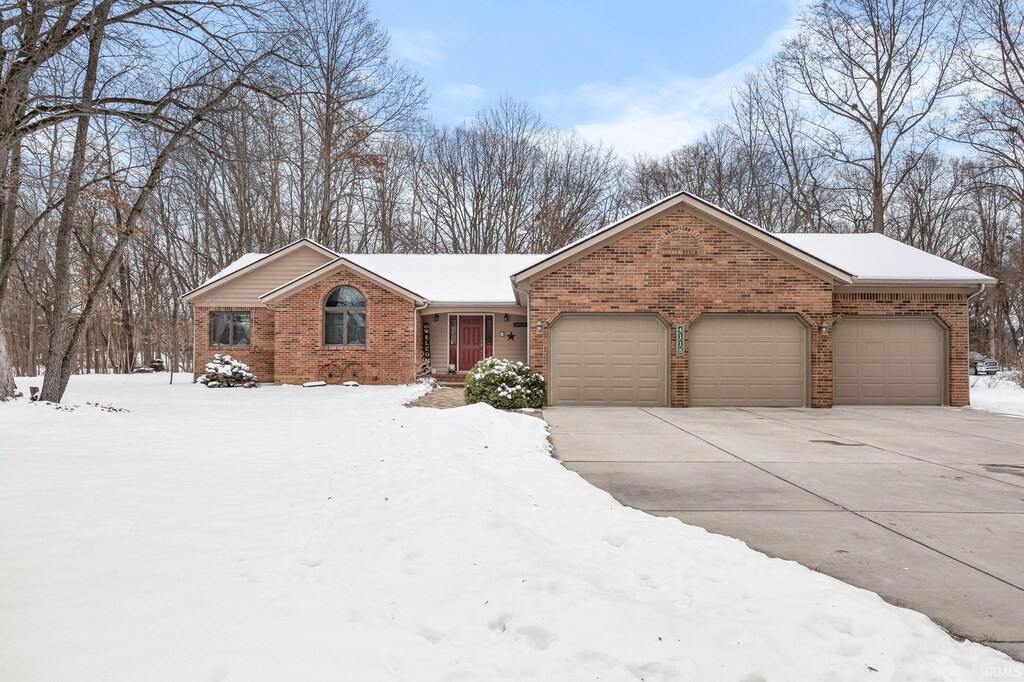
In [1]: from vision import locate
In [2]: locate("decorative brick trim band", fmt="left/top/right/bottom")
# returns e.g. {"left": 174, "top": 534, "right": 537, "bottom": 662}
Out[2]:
{"left": 835, "top": 292, "right": 961, "bottom": 302}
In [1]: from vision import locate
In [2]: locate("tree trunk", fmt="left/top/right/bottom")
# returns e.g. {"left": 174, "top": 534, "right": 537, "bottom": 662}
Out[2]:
{"left": 0, "top": 140, "right": 22, "bottom": 398}
{"left": 872, "top": 139, "right": 885, "bottom": 234}
{"left": 118, "top": 256, "right": 134, "bottom": 372}
{"left": 39, "top": 1, "right": 110, "bottom": 402}
{"left": 0, "top": 320, "right": 15, "bottom": 398}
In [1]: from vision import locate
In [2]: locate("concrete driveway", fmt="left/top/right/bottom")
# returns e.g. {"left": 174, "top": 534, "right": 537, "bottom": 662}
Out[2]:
{"left": 546, "top": 405, "right": 1024, "bottom": 660}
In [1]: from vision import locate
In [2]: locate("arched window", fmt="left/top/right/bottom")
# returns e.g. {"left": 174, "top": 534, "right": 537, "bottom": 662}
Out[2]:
{"left": 324, "top": 286, "right": 366, "bottom": 346}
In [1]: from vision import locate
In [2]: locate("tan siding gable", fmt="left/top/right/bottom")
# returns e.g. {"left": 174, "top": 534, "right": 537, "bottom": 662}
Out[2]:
{"left": 192, "top": 247, "right": 333, "bottom": 307}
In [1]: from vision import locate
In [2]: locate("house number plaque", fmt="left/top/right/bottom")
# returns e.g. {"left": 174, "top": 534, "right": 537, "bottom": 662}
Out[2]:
{"left": 676, "top": 325, "right": 684, "bottom": 355}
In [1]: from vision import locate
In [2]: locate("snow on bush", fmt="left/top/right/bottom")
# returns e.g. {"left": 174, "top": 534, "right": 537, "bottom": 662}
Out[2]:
{"left": 464, "top": 357, "right": 545, "bottom": 409}
{"left": 197, "top": 354, "right": 259, "bottom": 388}
{"left": 416, "top": 376, "right": 439, "bottom": 392}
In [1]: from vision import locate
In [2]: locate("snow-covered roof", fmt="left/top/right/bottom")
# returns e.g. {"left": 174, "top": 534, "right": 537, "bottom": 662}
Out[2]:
{"left": 343, "top": 254, "right": 544, "bottom": 303}
{"left": 199, "top": 252, "right": 265, "bottom": 288}
{"left": 191, "top": 217, "right": 994, "bottom": 308}
{"left": 774, "top": 233, "right": 995, "bottom": 285}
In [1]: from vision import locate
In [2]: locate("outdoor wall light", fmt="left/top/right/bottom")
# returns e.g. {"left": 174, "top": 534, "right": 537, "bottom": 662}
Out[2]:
{"left": 434, "top": 314, "right": 439, "bottom": 322}
{"left": 503, "top": 313, "right": 509, "bottom": 322}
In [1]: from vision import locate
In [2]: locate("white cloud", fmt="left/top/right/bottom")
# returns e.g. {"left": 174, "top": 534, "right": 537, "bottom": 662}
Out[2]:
{"left": 430, "top": 83, "right": 486, "bottom": 125}
{"left": 566, "top": 5, "right": 807, "bottom": 158}
{"left": 390, "top": 28, "right": 444, "bottom": 67}
{"left": 570, "top": 75, "right": 739, "bottom": 158}
{"left": 440, "top": 82, "right": 485, "bottom": 102}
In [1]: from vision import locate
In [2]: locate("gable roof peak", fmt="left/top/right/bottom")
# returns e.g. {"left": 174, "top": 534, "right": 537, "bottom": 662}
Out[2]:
{"left": 181, "top": 237, "right": 339, "bottom": 302}
{"left": 511, "top": 192, "right": 854, "bottom": 285}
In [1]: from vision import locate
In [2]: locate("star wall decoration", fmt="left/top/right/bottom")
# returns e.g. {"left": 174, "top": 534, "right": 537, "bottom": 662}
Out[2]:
{"left": 508, "top": 332, "right": 516, "bottom": 341}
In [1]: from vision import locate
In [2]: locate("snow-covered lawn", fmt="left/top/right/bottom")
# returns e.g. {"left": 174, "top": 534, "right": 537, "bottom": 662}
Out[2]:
{"left": 971, "top": 372, "right": 1024, "bottom": 417}
{"left": 0, "top": 375, "right": 1017, "bottom": 681}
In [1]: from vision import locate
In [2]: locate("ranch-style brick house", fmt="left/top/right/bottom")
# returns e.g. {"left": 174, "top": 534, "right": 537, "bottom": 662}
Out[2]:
{"left": 182, "top": 192, "right": 995, "bottom": 408}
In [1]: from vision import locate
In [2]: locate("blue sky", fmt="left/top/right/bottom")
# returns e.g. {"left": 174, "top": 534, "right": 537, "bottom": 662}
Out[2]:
{"left": 371, "top": 0, "right": 803, "bottom": 157}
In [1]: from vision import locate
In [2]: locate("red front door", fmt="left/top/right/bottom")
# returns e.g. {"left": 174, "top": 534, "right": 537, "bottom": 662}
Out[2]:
{"left": 458, "top": 316, "right": 484, "bottom": 370}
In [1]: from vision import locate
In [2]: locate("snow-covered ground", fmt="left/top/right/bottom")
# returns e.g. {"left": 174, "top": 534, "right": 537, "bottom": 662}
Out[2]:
{"left": 1, "top": 374, "right": 1018, "bottom": 681}
{"left": 970, "top": 372, "right": 1024, "bottom": 417}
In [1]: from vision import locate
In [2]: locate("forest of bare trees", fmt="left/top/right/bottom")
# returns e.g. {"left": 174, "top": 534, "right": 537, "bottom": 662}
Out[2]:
{"left": 1, "top": 0, "right": 1023, "bottom": 401}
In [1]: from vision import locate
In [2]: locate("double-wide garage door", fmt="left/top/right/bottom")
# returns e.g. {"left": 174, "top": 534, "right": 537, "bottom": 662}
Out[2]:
{"left": 833, "top": 317, "right": 945, "bottom": 405}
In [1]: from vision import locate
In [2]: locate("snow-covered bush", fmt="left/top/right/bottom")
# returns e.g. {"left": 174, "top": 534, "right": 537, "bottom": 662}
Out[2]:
{"left": 198, "top": 354, "right": 259, "bottom": 388}
{"left": 417, "top": 376, "right": 439, "bottom": 392}
{"left": 464, "top": 358, "right": 545, "bottom": 410}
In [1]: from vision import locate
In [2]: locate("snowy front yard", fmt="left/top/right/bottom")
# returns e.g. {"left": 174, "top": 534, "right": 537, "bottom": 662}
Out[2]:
{"left": 0, "top": 375, "right": 1016, "bottom": 680}
{"left": 971, "top": 372, "right": 1024, "bottom": 417}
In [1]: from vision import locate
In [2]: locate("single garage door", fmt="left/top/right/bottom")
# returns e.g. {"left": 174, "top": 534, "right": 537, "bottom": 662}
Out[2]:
{"left": 549, "top": 315, "right": 667, "bottom": 406}
{"left": 833, "top": 316, "right": 945, "bottom": 405}
{"left": 689, "top": 315, "right": 808, "bottom": 407}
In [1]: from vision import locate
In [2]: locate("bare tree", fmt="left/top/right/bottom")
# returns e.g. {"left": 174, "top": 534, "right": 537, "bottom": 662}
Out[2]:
{"left": 283, "top": 0, "right": 424, "bottom": 249}
{"left": 954, "top": 0, "right": 1024, "bottom": 369}
{"left": 779, "top": 0, "right": 963, "bottom": 233}
{"left": 889, "top": 152, "right": 972, "bottom": 256}
{"left": 735, "top": 64, "right": 841, "bottom": 232}
{"left": 417, "top": 98, "right": 620, "bottom": 254}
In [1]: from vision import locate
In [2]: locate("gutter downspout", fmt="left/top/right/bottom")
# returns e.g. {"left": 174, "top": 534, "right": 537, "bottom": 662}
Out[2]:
{"left": 965, "top": 282, "right": 988, "bottom": 407}
{"left": 190, "top": 302, "right": 197, "bottom": 383}
{"left": 511, "top": 278, "right": 531, "bottom": 361}
{"left": 413, "top": 299, "right": 429, "bottom": 382}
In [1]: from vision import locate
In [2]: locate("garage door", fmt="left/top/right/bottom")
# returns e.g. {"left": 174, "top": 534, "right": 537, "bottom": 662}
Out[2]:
{"left": 834, "top": 317, "right": 945, "bottom": 405}
{"left": 689, "top": 315, "right": 808, "bottom": 407}
{"left": 549, "top": 315, "right": 667, "bottom": 406}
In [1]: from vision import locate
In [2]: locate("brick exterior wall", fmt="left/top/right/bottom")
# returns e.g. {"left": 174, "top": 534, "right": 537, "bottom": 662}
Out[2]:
{"left": 268, "top": 268, "right": 417, "bottom": 385}
{"left": 187, "top": 208, "right": 971, "bottom": 406}
{"left": 832, "top": 290, "right": 969, "bottom": 407}
{"left": 526, "top": 207, "right": 836, "bottom": 407}
{"left": 193, "top": 306, "right": 276, "bottom": 382}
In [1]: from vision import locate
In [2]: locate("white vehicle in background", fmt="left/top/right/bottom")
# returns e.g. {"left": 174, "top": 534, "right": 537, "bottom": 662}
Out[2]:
{"left": 969, "top": 351, "right": 1000, "bottom": 375}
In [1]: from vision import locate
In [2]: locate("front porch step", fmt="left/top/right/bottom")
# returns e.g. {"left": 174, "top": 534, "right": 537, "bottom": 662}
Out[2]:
{"left": 422, "top": 373, "right": 468, "bottom": 387}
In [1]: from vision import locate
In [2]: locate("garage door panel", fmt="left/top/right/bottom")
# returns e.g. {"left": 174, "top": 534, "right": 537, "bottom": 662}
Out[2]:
{"left": 689, "top": 315, "right": 808, "bottom": 407}
{"left": 858, "top": 341, "right": 886, "bottom": 358}
{"left": 609, "top": 364, "right": 635, "bottom": 380}
{"left": 557, "top": 386, "right": 580, "bottom": 402}
{"left": 609, "top": 339, "right": 633, "bottom": 353}
{"left": 550, "top": 315, "right": 667, "bottom": 406}
{"left": 833, "top": 317, "right": 944, "bottom": 405}
{"left": 637, "top": 364, "right": 661, "bottom": 380}
{"left": 637, "top": 340, "right": 661, "bottom": 354}
{"left": 888, "top": 341, "right": 913, "bottom": 356}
